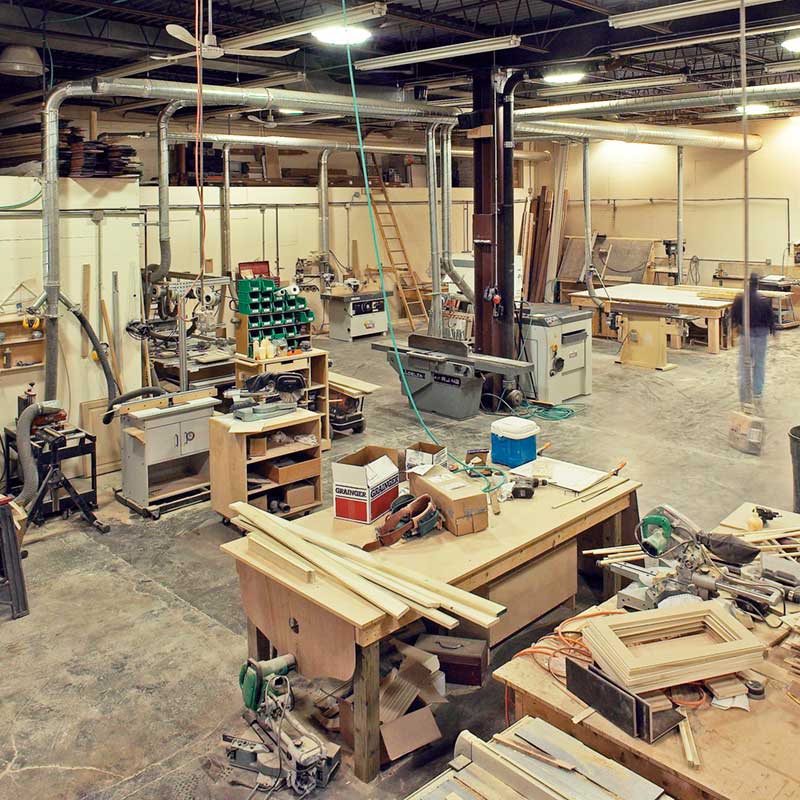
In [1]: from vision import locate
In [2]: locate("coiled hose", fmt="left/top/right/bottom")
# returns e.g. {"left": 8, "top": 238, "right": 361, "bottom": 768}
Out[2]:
{"left": 103, "top": 386, "right": 167, "bottom": 425}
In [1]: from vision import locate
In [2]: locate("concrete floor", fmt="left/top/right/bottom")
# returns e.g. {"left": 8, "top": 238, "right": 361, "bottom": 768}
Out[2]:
{"left": 3, "top": 324, "right": 799, "bottom": 800}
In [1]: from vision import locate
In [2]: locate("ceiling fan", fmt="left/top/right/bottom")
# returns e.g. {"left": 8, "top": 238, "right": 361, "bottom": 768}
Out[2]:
{"left": 247, "top": 112, "right": 343, "bottom": 127}
{"left": 153, "top": 3, "right": 298, "bottom": 64}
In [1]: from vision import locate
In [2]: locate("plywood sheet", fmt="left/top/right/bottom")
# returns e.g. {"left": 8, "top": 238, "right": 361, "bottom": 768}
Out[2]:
{"left": 79, "top": 398, "right": 120, "bottom": 477}
{"left": 601, "top": 238, "right": 655, "bottom": 285}
{"left": 570, "top": 283, "right": 731, "bottom": 309}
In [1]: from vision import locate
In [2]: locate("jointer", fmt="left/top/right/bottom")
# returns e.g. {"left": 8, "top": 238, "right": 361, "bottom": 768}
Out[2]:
{"left": 372, "top": 334, "right": 534, "bottom": 420}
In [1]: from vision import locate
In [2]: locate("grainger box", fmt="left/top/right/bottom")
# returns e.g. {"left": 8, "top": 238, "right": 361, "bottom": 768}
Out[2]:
{"left": 332, "top": 446, "right": 400, "bottom": 523}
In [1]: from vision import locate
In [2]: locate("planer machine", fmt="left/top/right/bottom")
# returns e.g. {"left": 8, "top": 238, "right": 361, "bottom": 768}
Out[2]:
{"left": 373, "top": 334, "right": 534, "bottom": 420}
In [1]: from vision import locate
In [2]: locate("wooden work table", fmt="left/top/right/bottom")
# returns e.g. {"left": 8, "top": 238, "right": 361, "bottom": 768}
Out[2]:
{"left": 569, "top": 283, "right": 733, "bottom": 354}
{"left": 223, "top": 475, "right": 641, "bottom": 784}
{"left": 495, "top": 502, "right": 800, "bottom": 800}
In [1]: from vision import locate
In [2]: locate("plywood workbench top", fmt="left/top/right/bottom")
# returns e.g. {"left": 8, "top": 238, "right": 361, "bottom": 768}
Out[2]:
{"left": 570, "top": 283, "right": 732, "bottom": 309}
{"left": 299, "top": 477, "right": 641, "bottom": 593}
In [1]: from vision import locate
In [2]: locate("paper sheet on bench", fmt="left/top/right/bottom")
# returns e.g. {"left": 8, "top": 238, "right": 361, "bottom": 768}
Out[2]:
{"left": 511, "top": 456, "right": 606, "bottom": 493}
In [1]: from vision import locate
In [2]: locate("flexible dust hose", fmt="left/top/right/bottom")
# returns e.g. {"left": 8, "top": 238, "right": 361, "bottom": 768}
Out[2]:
{"left": 103, "top": 386, "right": 167, "bottom": 425}
{"left": 14, "top": 403, "right": 50, "bottom": 508}
{"left": 70, "top": 305, "right": 118, "bottom": 408}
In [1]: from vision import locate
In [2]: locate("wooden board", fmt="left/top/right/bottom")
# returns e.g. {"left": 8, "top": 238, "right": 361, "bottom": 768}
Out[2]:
{"left": 79, "top": 398, "right": 120, "bottom": 477}
{"left": 328, "top": 372, "right": 381, "bottom": 395}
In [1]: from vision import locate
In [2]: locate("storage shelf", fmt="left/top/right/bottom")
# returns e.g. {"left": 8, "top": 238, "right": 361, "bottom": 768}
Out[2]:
{"left": 246, "top": 440, "right": 319, "bottom": 464}
{"left": 0, "top": 361, "right": 44, "bottom": 374}
{"left": 2, "top": 336, "right": 44, "bottom": 346}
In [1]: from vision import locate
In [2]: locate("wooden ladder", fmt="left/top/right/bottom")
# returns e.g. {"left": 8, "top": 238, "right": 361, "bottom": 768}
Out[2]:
{"left": 364, "top": 153, "right": 429, "bottom": 330}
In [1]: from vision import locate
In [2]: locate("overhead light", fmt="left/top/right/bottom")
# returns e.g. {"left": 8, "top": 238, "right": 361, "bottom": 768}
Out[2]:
{"left": 221, "top": 2, "right": 386, "bottom": 49}
{"left": 609, "top": 0, "right": 780, "bottom": 30}
{"left": 611, "top": 21, "right": 800, "bottom": 57}
{"left": 0, "top": 45, "right": 44, "bottom": 77}
{"left": 736, "top": 103, "right": 771, "bottom": 114}
{"left": 541, "top": 71, "right": 584, "bottom": 85}
{"left": 765, "top": 59, "right": 800, "bottom": 73}
{"left": 783, "top": 36, "right": 800, "bottom": 53}
{"left": 699, "top": 105, "right": 797, "bottom": 119}
{"left": 538, "top": 74, "right": 686, "bottom": 97}
{"left": 403, "top": 75, "right": 471, "bottom": 90}
{"left": 277, "top": 108, "right": 304, "bottom": 115}
{"left": 312, "top": 25, "right": 372, "bottom": 45}
{"left": 355, "top": 35, "right": 520, "bottom": 71}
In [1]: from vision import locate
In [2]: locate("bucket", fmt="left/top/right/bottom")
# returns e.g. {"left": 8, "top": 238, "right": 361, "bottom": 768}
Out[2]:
{"left": 790, "top": 426, "right": 800, "bottom": 512}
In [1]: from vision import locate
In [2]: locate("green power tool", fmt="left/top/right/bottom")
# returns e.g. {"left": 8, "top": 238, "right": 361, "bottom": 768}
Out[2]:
{"left": 239, "top": 654, "right": 297, "bottom": 712}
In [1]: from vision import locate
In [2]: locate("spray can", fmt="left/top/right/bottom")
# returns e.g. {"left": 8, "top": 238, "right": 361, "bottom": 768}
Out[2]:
{"left": 2, "top": 348, "right": 11, "bottom": 369}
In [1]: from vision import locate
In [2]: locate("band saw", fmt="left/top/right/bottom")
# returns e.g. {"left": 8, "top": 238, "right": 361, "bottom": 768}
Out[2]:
{"left": 372, "top": 334, "right": 534, "bottom": 420}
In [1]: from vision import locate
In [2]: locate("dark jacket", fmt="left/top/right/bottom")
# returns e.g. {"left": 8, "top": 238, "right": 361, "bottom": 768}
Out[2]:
{"left": 731, "top": 289, "right": 775, "bottom": 334}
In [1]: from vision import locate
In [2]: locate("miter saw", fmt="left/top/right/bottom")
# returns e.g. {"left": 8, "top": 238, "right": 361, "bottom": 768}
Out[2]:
{"left": 225, "top": 371, "right": 307, "bottom": 422}
{"left": 224, "top": 655, "right": 340, "bottom": 797}
{"left": 610, "top": 505, "right": 783, "bottom": 614}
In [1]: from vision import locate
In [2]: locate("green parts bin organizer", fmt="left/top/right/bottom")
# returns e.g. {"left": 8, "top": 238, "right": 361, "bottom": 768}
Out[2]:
{"left": 237, "top": 279, "right": 314, "bottom": 357}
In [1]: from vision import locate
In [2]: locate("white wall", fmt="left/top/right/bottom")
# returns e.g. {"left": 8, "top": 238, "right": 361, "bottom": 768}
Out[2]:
{"left": 561, "top": 117, "right": 800, "bottom": 280}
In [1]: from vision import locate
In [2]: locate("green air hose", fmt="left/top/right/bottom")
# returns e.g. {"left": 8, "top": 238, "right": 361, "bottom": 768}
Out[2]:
{"left": 340, "top": 2, "right": 507, "bottom": 494}
{"left": 0, "top": 189, "right": 42, "bottom": 210}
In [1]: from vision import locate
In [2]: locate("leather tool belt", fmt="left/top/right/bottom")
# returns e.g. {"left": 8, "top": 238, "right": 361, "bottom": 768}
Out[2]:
{"left": 365, "top": 493, "right": 440, "bottom": 551}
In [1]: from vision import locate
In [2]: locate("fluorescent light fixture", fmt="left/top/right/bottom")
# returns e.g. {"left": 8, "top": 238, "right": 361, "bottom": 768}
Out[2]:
{"left": 765, "top": 59, "right": 800, "bottom": 73}
{"left": 699, "top": 105, "right": 798, "bottom": 119}
{"left": 538, "top": 74, "right": 687, "bottom": 97}
{"left": 355, "top": 35, "right": 520, "bottom": 71}
{"left": 277, "top": 108, "right": 304, "bottom": 115}
{"left": 221, "top": 2, "right": 386, "bottom": 49}
{"left": 783, "top": 36, "right": 800, "bottom": 53}
{"left": 541, "top": 71, "right": 585, "bottom": 85}
{"left": 609, "top": 0, "right": 780, "bottom": 30}
{"left": 736, "top": 103, "right": 771, "bottom": 114}
{"left": 312, "top": 25, "right": 372, "bottom": 45}
{"left": 611, "top": 21, "right": 800, "bottom": 57}
{"left": 403, "top": 75, "right": 472, "bottom": 90}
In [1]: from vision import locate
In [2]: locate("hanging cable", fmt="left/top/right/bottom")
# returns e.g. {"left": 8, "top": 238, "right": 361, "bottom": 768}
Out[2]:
{"left": 0, "top": 189, "right": 41, "bottom": 210}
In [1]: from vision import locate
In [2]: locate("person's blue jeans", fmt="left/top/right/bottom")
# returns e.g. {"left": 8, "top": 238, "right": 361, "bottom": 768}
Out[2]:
{"left": 739, "top": 328, "right": 769, "bottom": 402}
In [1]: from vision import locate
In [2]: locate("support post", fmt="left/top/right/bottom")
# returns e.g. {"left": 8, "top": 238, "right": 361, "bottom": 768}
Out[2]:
{"left": 676, "top": 145, "right": 684, "bottom": 285}
{"left": 353, "top": 641, "right": 380, "bottom": 783}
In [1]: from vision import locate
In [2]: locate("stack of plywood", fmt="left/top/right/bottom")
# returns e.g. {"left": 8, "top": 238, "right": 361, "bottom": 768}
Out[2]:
{"left": 521, "top": 186, "right": 568, "bottom": 303}
{"left": 582, "top": 603, "right": 765, "bottom": 692}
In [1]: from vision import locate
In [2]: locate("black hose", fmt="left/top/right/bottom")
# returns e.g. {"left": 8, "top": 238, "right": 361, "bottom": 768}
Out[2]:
{"left": 71, "top": 307, "right": 118, "bottom": 407}
{"left": 14, "top": 403, "right": 46, "bottom": 508}
{"left": 103, "top": 386, "right": 167, "bottom": 425}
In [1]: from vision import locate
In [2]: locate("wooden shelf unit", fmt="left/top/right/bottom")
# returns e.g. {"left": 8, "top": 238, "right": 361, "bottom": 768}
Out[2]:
{"left": 0, "top": 314, "right": 45, "bottom": 375}
{"left": 233, "top": 349, "right": 330, "bottom": 450}
{"left": 209, "top": 409, "right": 323, "bottom": 520}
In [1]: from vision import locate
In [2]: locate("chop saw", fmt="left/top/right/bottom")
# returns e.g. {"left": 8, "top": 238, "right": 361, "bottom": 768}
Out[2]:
{"left": 610, "top": 505, "right": 784, "bottom": 614}
{"left": 223, "top": 655, "right": 340, "bottom": 797}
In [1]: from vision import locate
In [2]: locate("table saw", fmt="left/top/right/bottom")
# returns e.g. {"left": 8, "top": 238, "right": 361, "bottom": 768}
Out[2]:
{"left": 372, "top": 334, "right": 534, "bottom": 420}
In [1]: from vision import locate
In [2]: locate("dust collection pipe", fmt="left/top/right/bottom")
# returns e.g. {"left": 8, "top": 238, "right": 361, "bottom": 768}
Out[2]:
{"left": 221, "top": 143, "right": 232, "bottom": 277}
{"left": 514, "top": 80, "right": 800, "bottom": 121}
{"left": 426, "top": 123, "right": 443, "bottom": 338}
{"left": 515, "top": 117, "right": 761, "bottom": 150}
{"left": 677, "top": 145, "right": 684, "bottom": 284}
{"left": 582, "top": 140, "right": 604, "bottom": 309}
{"left": 439, "top": 124, "right": 475, "bottom": 304}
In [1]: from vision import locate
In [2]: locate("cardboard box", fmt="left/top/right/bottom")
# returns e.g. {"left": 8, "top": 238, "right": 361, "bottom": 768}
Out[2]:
{"left": 408, "top": 465, "right": 488, "bottom": 536}
{"left": 405, "top": 441, "right": 447, "bottom": 472}
{"left": 332, "top": 446, "right": 400, "bottom": 523}
{"left": 283, "top": 481, "right": 316, "bottom": 508}
{"left": 413, "top": 634, "right": 488, "bottom": 686}
{"left": 459, "top": 542, "right": 577, "bottom": 646}
{"left": 338, "top": 699, "right": 441, "bottom": 764}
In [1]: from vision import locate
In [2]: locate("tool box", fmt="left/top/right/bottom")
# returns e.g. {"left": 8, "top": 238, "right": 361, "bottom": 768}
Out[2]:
{"left": 413, "top": 634, "right": 489, "bottom": 686}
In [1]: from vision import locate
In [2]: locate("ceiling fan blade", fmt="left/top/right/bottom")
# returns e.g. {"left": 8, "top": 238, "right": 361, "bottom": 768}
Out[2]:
{"left": 247, "top": 115, "right": 277, "bottom": 128}
{"left": 150, "top": 51, "right": 196, "bottom": 62}
{"left": 166, "top": 24, "right": 201, "bottom": 48}
{"left": 224, "top": 47, "right": 300, "bottom": 58}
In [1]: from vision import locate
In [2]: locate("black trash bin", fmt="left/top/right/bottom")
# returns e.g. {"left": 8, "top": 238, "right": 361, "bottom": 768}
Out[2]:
{"left": 790, "top": 426, "right": 800, "bottom": 513}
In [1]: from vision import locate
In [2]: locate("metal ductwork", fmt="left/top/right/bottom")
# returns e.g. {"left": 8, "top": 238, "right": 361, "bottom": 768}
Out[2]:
{"left": 515, "top": 117, "right": 762, "bottom": 150}
{"left": 91, "top": 77, "right": 461, "bottom": 122}
{"left": 221, "top": 143, "right": 232, "bottom": 277}
{"left": 515, "top": 81, "right": 800, "bottom": 121}
{"left": 426, "top": 123, "right": 442, "bottom": 337}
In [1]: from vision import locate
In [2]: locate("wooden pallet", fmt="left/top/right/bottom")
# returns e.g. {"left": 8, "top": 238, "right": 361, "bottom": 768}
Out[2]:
{"left": 364, "top": 153, "right": 429, "bottom": 330}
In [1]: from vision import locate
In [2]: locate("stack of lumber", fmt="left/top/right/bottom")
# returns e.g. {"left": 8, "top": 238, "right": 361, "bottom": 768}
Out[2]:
{"left": 520, "top": 185, "right": 568, "bottom": 303}
{"left": 0, "top": 123, "right": 80, "bottom": 171}
{"left": 582, "top": 603, "right": 765, "bottom": 692}
{"left": 229, "top": 502, "right": 506, "bottom": 629}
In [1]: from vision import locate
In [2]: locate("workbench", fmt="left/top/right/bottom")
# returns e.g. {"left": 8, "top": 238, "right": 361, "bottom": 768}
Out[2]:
{"left": 222, "top": 475, "right": 641, "bottom": 783}
{"left": 569, "top": 284, "right": 733, "bottom": 354}
{"left": 494, "top": 502, "right": 800, "bottom": 800}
